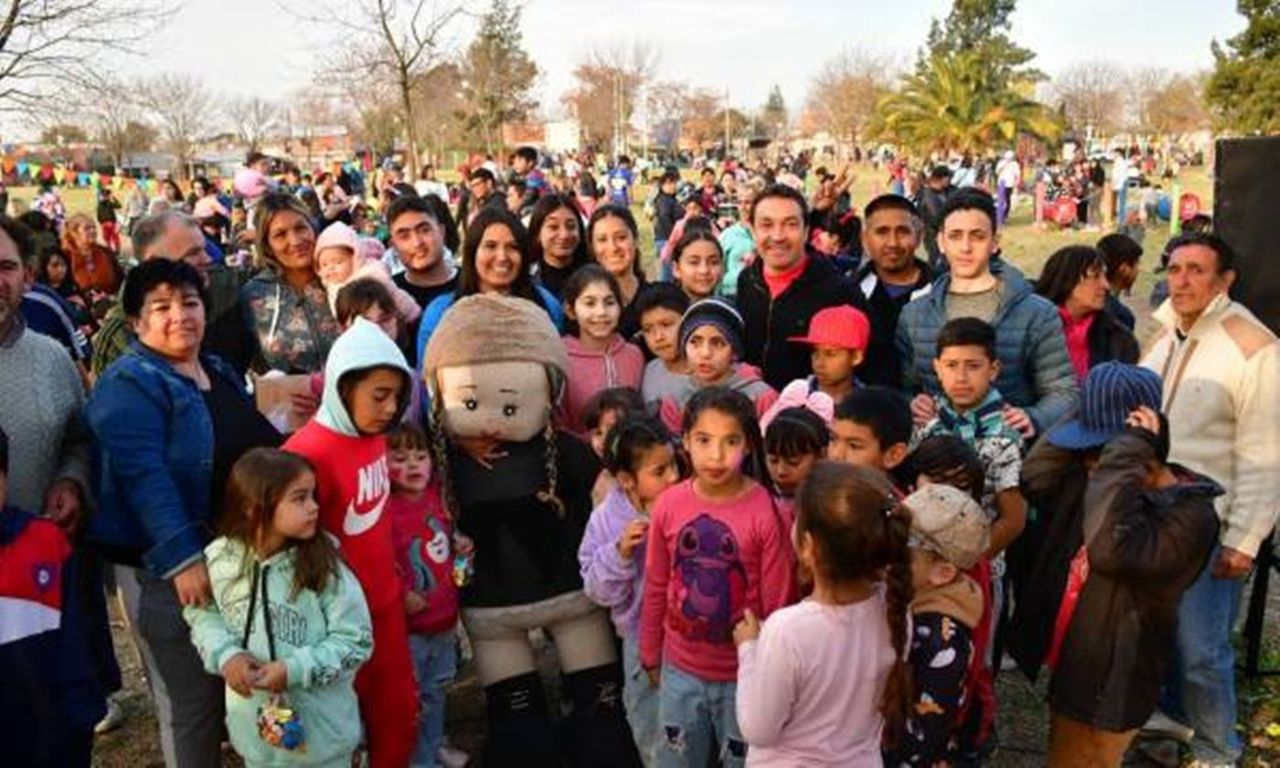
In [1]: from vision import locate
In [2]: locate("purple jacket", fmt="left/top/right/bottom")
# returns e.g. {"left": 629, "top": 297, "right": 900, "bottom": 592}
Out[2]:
{"left": 578, "top": 487, "right": 646, "bottom": 638}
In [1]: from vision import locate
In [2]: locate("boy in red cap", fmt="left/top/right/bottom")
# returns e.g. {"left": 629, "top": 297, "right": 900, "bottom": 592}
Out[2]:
{"left": 789, "top": 305, "right": 871, "bottom": 403}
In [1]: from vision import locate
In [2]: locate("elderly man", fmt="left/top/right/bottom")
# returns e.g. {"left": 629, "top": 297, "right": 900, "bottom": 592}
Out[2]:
{"left": 1141, "top": 232, "right": 1280, "bottom": 766}
{"left": 91, "top": 210, "right": 249, "bottom": 377}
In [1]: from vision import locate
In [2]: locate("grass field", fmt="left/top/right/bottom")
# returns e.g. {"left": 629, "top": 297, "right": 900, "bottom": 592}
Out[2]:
{"left": 46, "top": 163, "right": 1278, "bottom": 766}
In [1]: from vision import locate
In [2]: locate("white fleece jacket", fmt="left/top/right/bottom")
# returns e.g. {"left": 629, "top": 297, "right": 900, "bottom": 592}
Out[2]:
{"left": 1141, "top": 293, "right": 1280, "bottom": 558}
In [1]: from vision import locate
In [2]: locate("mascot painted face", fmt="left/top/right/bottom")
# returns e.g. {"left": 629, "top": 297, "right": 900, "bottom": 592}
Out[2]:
{"left": 419, "top": 293, "right": 637, "bottom": 766}
{"left": 423, "top": 293, "right": 568, "bottom": 445}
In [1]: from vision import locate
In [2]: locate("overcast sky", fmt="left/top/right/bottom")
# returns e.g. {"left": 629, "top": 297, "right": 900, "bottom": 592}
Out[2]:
{"left": 13, "top": 0, "right": 1249, "bottom": 138}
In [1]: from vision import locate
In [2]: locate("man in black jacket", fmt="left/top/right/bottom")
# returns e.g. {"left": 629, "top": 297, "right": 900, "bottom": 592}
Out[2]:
{"left": 855, "top": 194, "right": 934, "bottom": 387}
{"left": 735, "top": 184, "right": 866, "bottom": 390}
{"left": 917, "top": 165, "right": 954, "bottom": 272}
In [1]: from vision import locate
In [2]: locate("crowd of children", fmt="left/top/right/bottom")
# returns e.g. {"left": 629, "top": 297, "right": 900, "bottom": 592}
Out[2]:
{"left": 4, "top": 145, "right": 1267, "bottom": 768}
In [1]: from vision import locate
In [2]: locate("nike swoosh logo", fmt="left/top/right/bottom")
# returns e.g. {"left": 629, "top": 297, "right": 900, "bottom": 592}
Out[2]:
{"left": 342, "top": 493, "right": 388, "bottom": 536}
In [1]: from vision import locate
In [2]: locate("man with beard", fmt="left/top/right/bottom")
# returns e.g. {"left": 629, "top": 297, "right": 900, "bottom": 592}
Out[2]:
{"left": 388, "top": 195, "right": 458, "bottom": 366}
{"left": 855, "top": 194, "right": 934, "bottom": 387}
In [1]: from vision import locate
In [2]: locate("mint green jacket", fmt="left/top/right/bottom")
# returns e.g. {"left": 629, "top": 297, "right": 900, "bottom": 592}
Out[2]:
{"left": 185, "top": 536, "right": 373, "bottom": 765}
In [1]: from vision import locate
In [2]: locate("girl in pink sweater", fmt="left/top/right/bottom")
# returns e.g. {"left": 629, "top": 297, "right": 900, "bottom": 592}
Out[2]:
{"left": 733, "top": 461, "right": 914, "bottom": 766}
{"left": 640, "top": 387, "right": 793, "bottom": 768}
{"left": 559, "top": 264, "right": 644, "bottom": 437}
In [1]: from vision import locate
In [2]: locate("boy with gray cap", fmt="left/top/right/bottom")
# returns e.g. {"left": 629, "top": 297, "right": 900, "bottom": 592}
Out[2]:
{"left": 883, "top": 483, "right": 989, "bottom": 766}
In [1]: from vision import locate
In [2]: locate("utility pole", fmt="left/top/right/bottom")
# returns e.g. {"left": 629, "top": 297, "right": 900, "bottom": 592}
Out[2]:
{"left": 723, "top": 87, "right": 730, "bottom": 158}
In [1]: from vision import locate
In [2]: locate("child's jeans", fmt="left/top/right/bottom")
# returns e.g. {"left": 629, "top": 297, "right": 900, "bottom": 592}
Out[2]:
{"left": 622, "top": 636, "right": 660, "bottom": 766}
{"left": 656, "top": 663, "right": 746, "bottom": 768}
{"left": 408, "top": 630, "right": 458, "bottom": 768}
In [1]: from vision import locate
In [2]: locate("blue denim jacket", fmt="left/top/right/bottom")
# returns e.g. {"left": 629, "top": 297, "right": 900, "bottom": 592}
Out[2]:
{"left": 86, "top": 341, "right": 245, "bottom": 577}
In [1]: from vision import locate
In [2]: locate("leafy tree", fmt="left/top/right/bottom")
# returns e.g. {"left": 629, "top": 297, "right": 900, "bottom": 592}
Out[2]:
{"left": 459, "top": 0, "right": 538, "bottom": 154}
{"left": 1206, "top": 0, "right": 1280, "bottom": 134}
{"left": 922, "top": 0, "right": 1041, "bottom": 88}
{"left": 873, "top": 50, "right": 1059, "bottom": 154}
{"left": 760, "top": 85, "right": 787, "bottom": 139}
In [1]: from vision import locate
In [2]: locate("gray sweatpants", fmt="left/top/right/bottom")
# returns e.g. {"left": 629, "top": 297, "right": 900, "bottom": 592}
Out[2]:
{"left": 116, "top": 565, "right": 225, "bottom": 768}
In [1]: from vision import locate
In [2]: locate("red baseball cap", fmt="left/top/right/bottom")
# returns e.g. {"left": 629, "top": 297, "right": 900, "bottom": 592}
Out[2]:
{"left": 788, "top": 306, "right": 871, "bottom": 351}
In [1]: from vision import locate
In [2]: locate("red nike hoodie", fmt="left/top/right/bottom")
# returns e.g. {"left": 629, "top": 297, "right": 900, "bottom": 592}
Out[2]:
{"left": 284, "top": 319, "right": 421, "bottom": 767}
{"left": 284, "top": 318, "right": 412, "bottom": 612}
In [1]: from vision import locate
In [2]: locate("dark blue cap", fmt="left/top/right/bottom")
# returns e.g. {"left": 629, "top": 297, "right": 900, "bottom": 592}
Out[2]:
{"left": 1045, "top": 362, "right": 1163, "bottom": 450}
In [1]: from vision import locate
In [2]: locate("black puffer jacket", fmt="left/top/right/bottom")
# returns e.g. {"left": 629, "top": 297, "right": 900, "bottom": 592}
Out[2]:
{"left": 736, "top": 252, "right": 866, "bottom": 390}
{"left": 854, "top": 258, "right": 933, "bottom": 388}
{"left": 1049, "top": 429, "right": 1220, "bottom": 731}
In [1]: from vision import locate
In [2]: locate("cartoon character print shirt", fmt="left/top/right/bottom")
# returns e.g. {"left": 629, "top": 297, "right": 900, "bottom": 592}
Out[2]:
{"left": 884, "top": 611, "right": 975, "bottom": 767}
{"left": 387, "top": 486, "right": 460, "bottom": 635}
{"left": 640, "top": 479, "right": 793, "bottom": 683}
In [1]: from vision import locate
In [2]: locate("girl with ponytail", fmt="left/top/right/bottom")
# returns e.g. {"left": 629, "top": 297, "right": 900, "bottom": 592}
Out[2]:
{"left": 734, "top": 461, "right": 914, "bottom": 765}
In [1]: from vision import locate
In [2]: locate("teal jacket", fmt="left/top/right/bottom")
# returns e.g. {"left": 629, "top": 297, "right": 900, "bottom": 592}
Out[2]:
{"left": 185, "top": 537, "right": 373, "bottom": 765}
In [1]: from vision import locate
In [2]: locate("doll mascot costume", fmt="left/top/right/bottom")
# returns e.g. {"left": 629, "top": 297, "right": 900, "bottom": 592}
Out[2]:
{"left": 423, "top": 294, "right": 640, "bottom": 766}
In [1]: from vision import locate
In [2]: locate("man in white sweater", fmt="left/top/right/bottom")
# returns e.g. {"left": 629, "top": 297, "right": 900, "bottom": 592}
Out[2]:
{"left": 1141, "top": 232, "right": 1280, "bottom": 766}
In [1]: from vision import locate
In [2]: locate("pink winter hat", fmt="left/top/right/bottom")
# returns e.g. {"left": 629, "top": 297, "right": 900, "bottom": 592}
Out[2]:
{"left": 315, "top": 221, "right": 359, "bottom": 256}
{"left": 233, "top": 168, "right": 269, "bottom": 198}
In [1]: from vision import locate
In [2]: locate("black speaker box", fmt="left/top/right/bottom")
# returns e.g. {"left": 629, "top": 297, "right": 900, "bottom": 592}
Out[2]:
{"left": 1216, "top": 136, "right": 1280, "bottom": 336}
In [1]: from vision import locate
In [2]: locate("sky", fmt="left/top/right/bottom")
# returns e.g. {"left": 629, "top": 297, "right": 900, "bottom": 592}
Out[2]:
{"left": 16, "top": 0, "right": 1249, "bottom": 138}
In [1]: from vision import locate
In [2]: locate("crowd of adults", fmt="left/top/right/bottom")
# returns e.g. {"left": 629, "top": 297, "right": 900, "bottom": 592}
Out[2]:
{"left": 0, "top": 140, "right": 1275, "bottom": 768}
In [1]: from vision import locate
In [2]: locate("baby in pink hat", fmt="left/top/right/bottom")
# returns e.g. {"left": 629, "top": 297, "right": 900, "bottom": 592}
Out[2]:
{"left": 315, "top": 221, "right": 421, "bottom": 324}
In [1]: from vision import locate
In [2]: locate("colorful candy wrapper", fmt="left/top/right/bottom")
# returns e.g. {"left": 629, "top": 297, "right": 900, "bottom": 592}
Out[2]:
{"left": 258, "top": 693, "right": 307, "bottom": 752}
{"left": 452, "top": 551, "right": 474, "bottom": 587}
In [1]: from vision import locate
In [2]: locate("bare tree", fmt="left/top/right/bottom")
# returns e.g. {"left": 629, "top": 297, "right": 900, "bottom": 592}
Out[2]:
{"left": 288, "top": 0, "right": 467, "bottom": 177}
{"left": 646, "top": 80, "right": 689, "bottom": 151}
{"left": 1127, "top": 67, "right": 1211, "bottom": 138}
{"left": 0, "top": 0, "right": 173, "bottom": 116}
{"left": 804, "top": 47, "right": 897, "bottom": 147}
{"left": 679, "top": 88, "right": 722, "bottom": 152}
{"left": 1050, "top": 61, "right": 1127, "bottom": 136}
{"left": 228, "top": 96, "right": 279, "bottom": 154}
{"left": 561, "top": 42, "right": 659, "bottom": 154}
{"left": 74, "top": 75, "right": 157, "bottom": 168}
{"left": 140, "top": 74, "right": 213, "bottom": 180}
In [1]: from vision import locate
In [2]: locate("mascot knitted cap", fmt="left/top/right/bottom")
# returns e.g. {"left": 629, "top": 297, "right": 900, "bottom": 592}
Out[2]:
{"left": 424, "top": 293, "right": 569, "bottom": 382}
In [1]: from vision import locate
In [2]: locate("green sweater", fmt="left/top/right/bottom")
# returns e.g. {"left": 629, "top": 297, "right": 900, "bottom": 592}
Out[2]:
{"left": 184, "top": 537, "right": 373, "bottom": 766}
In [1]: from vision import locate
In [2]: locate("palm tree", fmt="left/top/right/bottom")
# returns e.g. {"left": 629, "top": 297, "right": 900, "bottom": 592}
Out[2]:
{"left": 871, "top": 50, "right": 1061, "bottom": 155}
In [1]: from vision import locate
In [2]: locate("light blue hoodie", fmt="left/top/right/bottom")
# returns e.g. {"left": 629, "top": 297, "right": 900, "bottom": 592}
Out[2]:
{"left": 184, "top": 536, "right": 373, "bottom": 766}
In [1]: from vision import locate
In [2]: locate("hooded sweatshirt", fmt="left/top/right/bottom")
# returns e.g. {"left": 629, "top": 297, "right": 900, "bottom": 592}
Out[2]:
{"left": 184, "top": 536, "right": 373, "bottom": 766}
{"left": 560, "top": 334, "right": 644, "bottom": 437}
{"left": 578, "top": 487, "right": 648, "bottom": 638}
{"left": 658, "top": 363, "right": 779, "bottom": 434}
{"left": 283, "top": 318, "right": 412, "bottom": 611}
